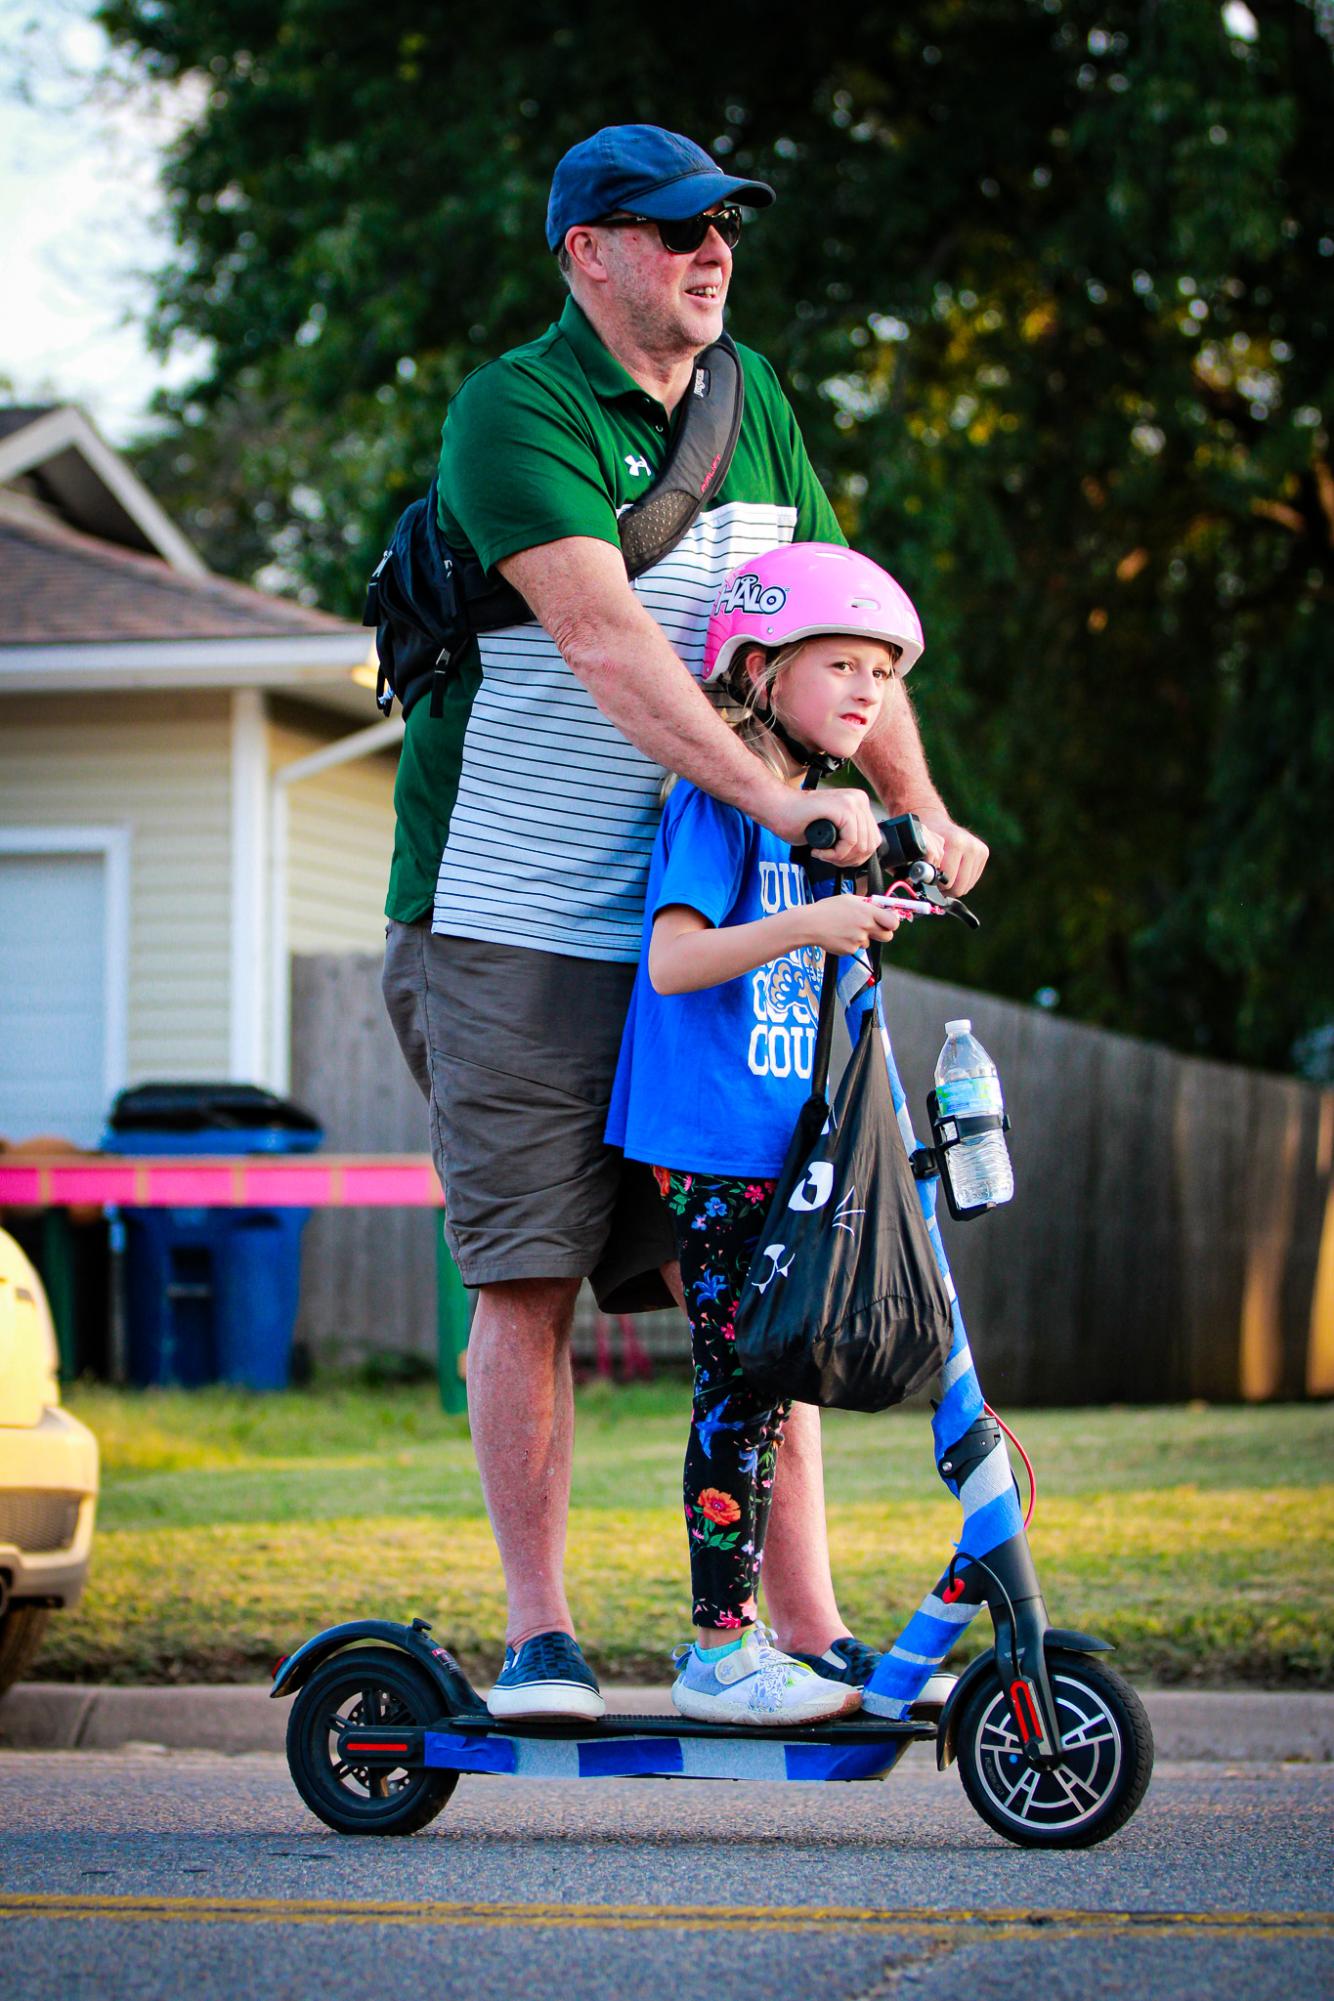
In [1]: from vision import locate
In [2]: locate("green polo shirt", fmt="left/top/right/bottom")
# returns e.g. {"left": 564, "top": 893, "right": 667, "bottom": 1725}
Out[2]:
{"left": 386, "top": 295, "right": 841, "bottom": 931}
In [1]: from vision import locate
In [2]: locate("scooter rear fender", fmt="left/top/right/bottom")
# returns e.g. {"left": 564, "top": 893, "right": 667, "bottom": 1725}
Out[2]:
{"left": 270, "top": 1618, "right": 489, "bottom": 1720}
{"left": 935, "top": 1629, "right": 1115, "bottom": 1770}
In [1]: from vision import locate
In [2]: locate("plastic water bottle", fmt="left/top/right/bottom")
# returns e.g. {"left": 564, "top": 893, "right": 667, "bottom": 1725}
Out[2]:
{"left": 933, "top": 1019, "right": 1014, "bottom": 1211}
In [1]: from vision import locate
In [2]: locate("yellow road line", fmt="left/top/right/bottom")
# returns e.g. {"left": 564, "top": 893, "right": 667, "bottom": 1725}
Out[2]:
{"left": 1, "top": 1897, "right": 1331, "bottom": 1938}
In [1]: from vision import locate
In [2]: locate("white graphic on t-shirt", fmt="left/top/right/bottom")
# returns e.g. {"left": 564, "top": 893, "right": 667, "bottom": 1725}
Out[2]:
{"left": 788, "top": 1162, "right": 834, "bottom": 1211}
{"left": 748, "top": 868, "right": 821, "bottom": 1081}
{"left": 757, "top": 861, "right": 808, "bottom": 916}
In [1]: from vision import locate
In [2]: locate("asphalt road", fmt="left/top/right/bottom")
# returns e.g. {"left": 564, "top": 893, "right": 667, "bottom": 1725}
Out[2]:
{"left": 1, "top": 1748, "right": 1330, "bottom": 2001}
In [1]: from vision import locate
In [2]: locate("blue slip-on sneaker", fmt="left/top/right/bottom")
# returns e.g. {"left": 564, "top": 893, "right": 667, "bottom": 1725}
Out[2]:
{"left": 671, "top": 1629, "right": 861, "bottom": 1727}
{"left": 791, "top": 1637, "right": 957, "bottom": 1715}
{"left": 486, "top": 1630, "right": 605, "bottom": 1722}
{"left": 788, "top": 1634, "right": 883, "bottom": 1688}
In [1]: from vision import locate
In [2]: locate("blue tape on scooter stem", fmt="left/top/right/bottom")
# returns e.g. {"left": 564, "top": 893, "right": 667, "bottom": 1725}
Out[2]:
{"left": 933, "top": 1366, "right": 982, "bottom": 1459}
{"left": 864, "top": 1653, "right": 936, "bottom": 1708}
{"left": 959, "top": 1487, "right": 1025, "bottom": 1556}
{"left": 890, "top": 1608, "right": 973, "bottom": 1660}
{"left": 577, "top": 1736, "right": 685, "bottom": 1779}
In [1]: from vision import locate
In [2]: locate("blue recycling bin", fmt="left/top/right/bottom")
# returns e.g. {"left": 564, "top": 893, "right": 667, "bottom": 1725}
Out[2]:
{"left": 103, "top": 1084, "right": 323, "bottom": 1391}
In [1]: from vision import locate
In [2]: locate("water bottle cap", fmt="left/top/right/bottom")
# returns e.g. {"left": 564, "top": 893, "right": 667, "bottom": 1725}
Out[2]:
{"left": 945, "top": 1018, "right": 972, "bottom": 1035}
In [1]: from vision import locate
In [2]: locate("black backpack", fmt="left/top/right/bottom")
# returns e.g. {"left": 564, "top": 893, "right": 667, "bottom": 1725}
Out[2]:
{"left": 365, "top": 332, "right": 745, "bottom": 720}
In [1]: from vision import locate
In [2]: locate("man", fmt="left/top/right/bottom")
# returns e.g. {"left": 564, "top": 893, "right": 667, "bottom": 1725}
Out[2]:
{"left": 383, "top": 125, "right": 987, "bottom": 1720}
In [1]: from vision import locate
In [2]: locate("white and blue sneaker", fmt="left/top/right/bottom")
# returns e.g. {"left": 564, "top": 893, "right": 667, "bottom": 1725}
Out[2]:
{"left": 487, "top": 1630, "right": 605, "bottom": 1722}
{"left": 671, "top": 1629, "right": 861, "bottom": 1727}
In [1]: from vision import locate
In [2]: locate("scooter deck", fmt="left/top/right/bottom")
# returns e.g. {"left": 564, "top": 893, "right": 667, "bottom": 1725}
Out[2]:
{"left": 340, "top": 1710, "right": 934, "bottom": 1785}
{"left": 445, "top": 1709, "right": 932, "bottom": 1741}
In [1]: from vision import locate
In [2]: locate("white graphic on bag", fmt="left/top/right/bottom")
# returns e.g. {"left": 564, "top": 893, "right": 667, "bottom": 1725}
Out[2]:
{"left": 752, "top": 1243, "right": 795, "bottom": 1295}
{"left": 832, "top": 1186, "right": 865, "bottom": 1237}
{"left": 748, "top": 862, "right": 822, "bottom": 1081}
{"left": 788, "top": 1162, "right": 834, "bottom": 1211}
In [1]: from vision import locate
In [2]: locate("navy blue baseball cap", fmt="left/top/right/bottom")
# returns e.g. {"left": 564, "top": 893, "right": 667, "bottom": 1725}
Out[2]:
{"left": 546, "top": 124, "right": 775, "bottom": 252}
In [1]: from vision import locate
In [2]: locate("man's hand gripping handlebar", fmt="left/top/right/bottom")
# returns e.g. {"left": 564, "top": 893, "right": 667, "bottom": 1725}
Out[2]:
{"left": 764, "top": 786, "right": 886, "bottom": 871}
{"left": 795, "top": 811, "right": 981, "bottom": 928}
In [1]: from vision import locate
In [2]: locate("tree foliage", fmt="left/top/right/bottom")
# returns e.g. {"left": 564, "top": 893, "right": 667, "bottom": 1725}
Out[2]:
{"left": 100, "top": 0, "right": 1334, "bottom": 1073}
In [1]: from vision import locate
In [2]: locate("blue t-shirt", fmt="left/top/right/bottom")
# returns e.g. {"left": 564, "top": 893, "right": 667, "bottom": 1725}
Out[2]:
{"left": 606, "top": 781, "right": 824, "bottom": 1177}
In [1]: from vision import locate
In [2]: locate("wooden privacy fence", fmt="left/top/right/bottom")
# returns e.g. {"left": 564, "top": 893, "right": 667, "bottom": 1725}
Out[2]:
{"left": 290, "top": 953, "right": 1334, "bottom": 1403}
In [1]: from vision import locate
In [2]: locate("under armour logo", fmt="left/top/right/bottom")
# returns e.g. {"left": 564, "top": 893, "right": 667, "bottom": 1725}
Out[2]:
{"left": 788, "top": 1163, "right": 834, "bottom": 1212}
{"left": 752, "top": 1244, "right": 795, "bottom": 1296}
{"left": 624, "top": 454, "right": 652, "bottom": 477}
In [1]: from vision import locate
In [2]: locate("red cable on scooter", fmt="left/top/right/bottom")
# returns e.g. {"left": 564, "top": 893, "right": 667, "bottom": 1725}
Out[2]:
{"left": 985, "top": 1403, "right": 1037, "bottom": 1528}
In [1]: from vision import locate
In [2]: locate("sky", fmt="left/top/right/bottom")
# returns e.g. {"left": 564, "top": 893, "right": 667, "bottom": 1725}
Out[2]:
{"left": 0, "top": 0, "right": 205, "bottom": 443}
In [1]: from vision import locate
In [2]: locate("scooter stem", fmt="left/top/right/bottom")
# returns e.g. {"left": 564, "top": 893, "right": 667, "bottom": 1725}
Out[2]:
{"left": 967, "top": 1532, "right": 1064, "bottom": 1766}
{"left": 934, "top": 1412, "right": 1063, "bottom": 1764}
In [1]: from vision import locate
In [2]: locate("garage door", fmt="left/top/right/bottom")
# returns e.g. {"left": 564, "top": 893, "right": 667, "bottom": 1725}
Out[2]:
{"left": 0, "top": 848, "right": 112, "bottom": 1147}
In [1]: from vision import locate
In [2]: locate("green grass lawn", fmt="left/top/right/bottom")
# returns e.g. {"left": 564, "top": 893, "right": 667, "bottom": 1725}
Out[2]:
{"left": 44, "top": 1382, "right": 1334, "bottom": 1688}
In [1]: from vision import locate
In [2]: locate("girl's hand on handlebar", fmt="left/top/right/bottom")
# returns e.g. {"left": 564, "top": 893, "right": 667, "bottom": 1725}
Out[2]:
{"left": 804, "top": 895, "right": 903, "bottom": 955}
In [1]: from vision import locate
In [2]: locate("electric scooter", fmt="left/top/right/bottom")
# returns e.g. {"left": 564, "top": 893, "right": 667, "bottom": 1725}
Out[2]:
{"left": 273, "top": 817, "right": 1154, "bottom": 1848}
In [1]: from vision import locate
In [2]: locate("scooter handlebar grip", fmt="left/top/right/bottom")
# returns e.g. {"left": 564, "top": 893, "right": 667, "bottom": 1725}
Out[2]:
{"left": 803, "top": 818, "right": 841, "bottom": 852}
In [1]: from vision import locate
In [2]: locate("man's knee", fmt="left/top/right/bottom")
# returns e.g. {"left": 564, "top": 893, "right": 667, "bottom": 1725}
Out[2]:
{"left": 473, "top": 1275, "right": 583, "bottom": 1348}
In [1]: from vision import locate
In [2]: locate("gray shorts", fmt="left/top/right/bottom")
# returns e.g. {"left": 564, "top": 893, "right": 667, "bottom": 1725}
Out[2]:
{"left": 382, "top": 921, "right": 674, "bottom": 1312}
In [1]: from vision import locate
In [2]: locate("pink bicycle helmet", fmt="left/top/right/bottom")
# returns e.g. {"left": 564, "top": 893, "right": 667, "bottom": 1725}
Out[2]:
{"left": 702, "top": 542, "right": 924, "bottom": 684}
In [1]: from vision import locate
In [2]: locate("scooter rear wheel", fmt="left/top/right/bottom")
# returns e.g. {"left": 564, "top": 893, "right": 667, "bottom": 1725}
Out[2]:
{"left": 955, "top": 1650, "right": 1153, "bottom": 1848}
{"left": 286, "top": 1645, "right": 457, "bottom": 1836}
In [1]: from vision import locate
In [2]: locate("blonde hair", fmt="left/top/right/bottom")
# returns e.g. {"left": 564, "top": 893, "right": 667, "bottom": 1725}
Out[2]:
{"left": 661, "top": 641, "right": 805, "bottom": 801}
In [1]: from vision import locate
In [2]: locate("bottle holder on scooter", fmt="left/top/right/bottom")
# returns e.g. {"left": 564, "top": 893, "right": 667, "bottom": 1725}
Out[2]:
{"left": 912, "top": 1094, "right": 1012, "bottom": 1222}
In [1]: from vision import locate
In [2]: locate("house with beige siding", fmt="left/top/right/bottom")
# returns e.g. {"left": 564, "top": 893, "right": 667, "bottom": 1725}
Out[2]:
{"left": 0, "top": 404, "right": 404, "bottom": 1146}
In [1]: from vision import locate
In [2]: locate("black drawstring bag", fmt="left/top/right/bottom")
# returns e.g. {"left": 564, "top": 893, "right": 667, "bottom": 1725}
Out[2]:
{"left": 734, "top": 952, "right": 953, "bottom": 1412}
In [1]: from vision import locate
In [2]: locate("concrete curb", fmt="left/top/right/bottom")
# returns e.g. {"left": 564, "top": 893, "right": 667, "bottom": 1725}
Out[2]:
{"left": 2, "top": 1683, "right": 1331, "bottom": 1761}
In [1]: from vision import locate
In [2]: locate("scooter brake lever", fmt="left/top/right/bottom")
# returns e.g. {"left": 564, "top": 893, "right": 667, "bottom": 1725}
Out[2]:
{"left": 920, "top": 872, "right": 980, "bottom": 932}
{"left": 941, "top": 892, "right": 981, "bottom": 930}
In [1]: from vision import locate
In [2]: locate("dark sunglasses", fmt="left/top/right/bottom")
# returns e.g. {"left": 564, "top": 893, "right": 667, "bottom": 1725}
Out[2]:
{"left": 596, "top": 204, "right": 744, "bottom": 254}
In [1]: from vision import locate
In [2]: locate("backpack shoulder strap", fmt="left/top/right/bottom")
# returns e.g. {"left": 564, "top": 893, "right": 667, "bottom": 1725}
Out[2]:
{"left": 616, "top": 332, "right": 745, "bottom": 577}
{"left": 466, "top": 329, "right": 746, "bottom": 631}
{"left": 367, "top": 335, "right": 748, "bottom": 716}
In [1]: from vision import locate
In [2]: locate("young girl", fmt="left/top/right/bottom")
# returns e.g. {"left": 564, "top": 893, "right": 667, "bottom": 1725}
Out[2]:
{"left": 606, "top": 542, "right": 926, "bottom": 1726}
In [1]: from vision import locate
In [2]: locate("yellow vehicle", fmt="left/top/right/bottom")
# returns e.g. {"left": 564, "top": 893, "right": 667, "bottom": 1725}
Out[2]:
{"left": 0, "top": 1227, "right": 99, "bottom": 1695}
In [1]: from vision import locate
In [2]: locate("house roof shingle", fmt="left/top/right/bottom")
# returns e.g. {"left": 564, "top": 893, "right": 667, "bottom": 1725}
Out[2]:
{"left": 0, "top": 507, "right": 360, "bottom": 646}
{"left": 0, "top": 406, "right": 59, "bottom": 443}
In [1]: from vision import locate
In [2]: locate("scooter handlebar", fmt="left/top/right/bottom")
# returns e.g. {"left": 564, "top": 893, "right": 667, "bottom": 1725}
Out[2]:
{"left": 797, "top": 813, "right": 980, "bottom": 927}
{"left": 801, "top": 812, "right": 932, "bottom": 870}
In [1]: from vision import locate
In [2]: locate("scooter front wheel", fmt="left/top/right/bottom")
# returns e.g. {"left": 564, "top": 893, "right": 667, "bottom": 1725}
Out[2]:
{"left": 286, "top": 1645, "right": 458, "bottom": 1836}
{"left": 955, "top": 1650, "right": 1153, "bottom": 1848}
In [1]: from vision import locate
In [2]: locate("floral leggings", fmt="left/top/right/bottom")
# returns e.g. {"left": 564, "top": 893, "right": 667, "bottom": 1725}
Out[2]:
{"left": 655, "top": 1167, "right": 791, "bottom": 1630}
